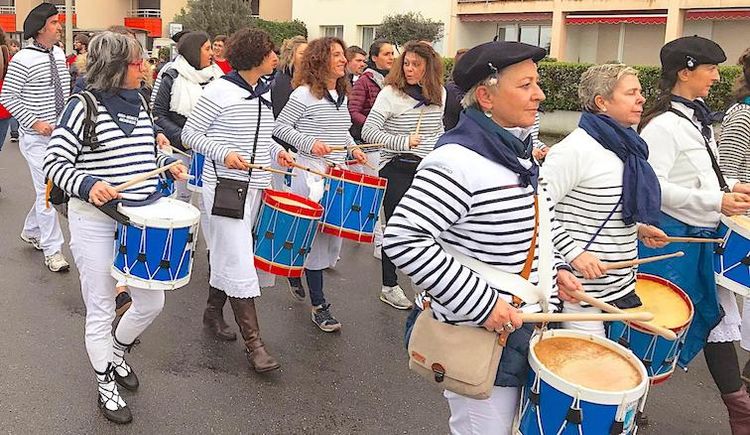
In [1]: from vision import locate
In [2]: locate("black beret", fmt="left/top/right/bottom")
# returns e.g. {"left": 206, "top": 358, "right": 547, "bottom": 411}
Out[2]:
{"left": 23, "top": 2, "right": 59, "bottom": 40}
{"left": 660, "top": 36, "right": 726, "bottom": 74}
{"left": 172, "top": 30, "right": 190, "bottom": 44}
{"left": 453, "top": 41, "right": 546, "bottom": 92}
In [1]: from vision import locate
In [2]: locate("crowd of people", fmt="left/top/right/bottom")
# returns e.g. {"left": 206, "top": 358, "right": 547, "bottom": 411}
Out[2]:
{"left": 4, "top": 2, "right": 750, "bottom": 433}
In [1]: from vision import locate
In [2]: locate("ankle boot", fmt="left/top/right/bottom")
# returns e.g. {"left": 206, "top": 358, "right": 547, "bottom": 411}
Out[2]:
{"left": 203, "top": 286, "right": 237, "bottom": 341}
{"left": 742, "top": 360, "right": 750, "bottom": 391}
{"left": 112, "top": 336, "right": 139, "bottom": 391}
{"left": 95, "top": 364, "right": 132, "bottom": 424}
{"left": 722, "top": 384, "right": 750, "bottom": 435}
{"left": 228, "top": 297, "right": 280, "bottom": 373}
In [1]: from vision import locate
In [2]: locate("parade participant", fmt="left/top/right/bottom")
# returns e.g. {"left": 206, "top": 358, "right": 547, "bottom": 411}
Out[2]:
{"left": 1, "top": 2, "right": 70, "bottom": 272}
{"left": 718, "top": 47, "right": 750, "bottom": 388}
{"left": 383, "top": 41, "right": 582, "bottom": 434}
{"left": 151, "top": 29, "right": 190, "bottom": 107}
{"left": 361, "top": 40, "right": 445, "bottom": 310}
{"left": 271, "top": 35, "right": 307, "bottom": 120}
{"left": 639, "top": 36, "right": 750, "bottom": 433}
{"left": 67, "top": 33, "right": 88, "bottom": 68}
{"left": 0, "top": 27, "right": 10, "bottom": 194}
{"left": 211, "top": 34, "right": 231, "bottom": 74}
{"left": 273, "top": 36, "right": 368, "bottom": 332}
{"left": 7, "top": 38, "right": 19, "bottom": 142}
{"left": 182, "top": 27, "right": 293, "bottom": 369}
{"left": 345, "top": 45, "right": 366, "bottom": 85}
{"left": 443, "top": 48, "right": 467, "bottom": 131}
{"left": 153, "top": 31, "right": 223, "bottom": 203}
{"left": 541, "top": 63, "right": 668, "bottom": 335}
{"left": 43, "top": 31, "right": 187, "bottom": 424}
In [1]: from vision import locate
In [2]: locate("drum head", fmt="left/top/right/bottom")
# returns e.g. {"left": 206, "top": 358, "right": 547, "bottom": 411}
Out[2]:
{"left": 118, "top": 197, "right": 201, "bottom": 228}
{"left": 630, "top": 274, "right": 694, "bottom": 330}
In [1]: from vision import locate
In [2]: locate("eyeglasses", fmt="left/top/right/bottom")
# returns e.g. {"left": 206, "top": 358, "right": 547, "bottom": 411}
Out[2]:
{"left": 128, "top": 61, "right": 143, "bottom": 67}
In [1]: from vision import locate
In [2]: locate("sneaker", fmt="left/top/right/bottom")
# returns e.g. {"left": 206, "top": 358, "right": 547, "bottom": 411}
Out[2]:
{"left": 45, "top": 251, "right": 70, "bottom": 272}
{"left": 311, "top": 304, "right": 341, "bottom": 333}
{"left": 288, "top": 277, "right": 306, "bottom": 301}
{"left": 20, "top": 232, "right": 42, "bottom": 250}
{"left": 373, "top": 243, "right": 382, "bottom": 260}
{"left": 115, "top": 291, "right": 132, "bottom": 316}
{"left": 9, "top": 136, "right": 18, "bottom": 143}
{"left": 380, "top": 285, "right": 413, "bottom": 310}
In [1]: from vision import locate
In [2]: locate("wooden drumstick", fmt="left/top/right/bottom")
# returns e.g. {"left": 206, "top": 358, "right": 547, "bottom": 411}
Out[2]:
{"left": 414, "top": 108, "right": 425, "bottom": 136}
{"left": 165, "top": 145, "right": 191, "bottom": 158}
{"left": 327, "top": 145, "right": 348, "bottom": 152}
{"left": 290, "top": 161, "right": 335, "bottom": 179}
{"left": 521, "top": 311, "right": 653, "bottom": 323}
{"left": 247, "top": 164, "right": 296, "bottom": 176}
{"left": 569, "top": 290, "right": 678, "bottom": 340}
{"left": 352, "top": 143, "right": 384, "bottom": 150}
{"left": 114, "top": 161, "right": 181, "bottom": 192}
{"left": 665, "top": 236, "right": 724, "bottom": 244}
{"left": 605, "top": 251, "right": 684, "bottom": 270}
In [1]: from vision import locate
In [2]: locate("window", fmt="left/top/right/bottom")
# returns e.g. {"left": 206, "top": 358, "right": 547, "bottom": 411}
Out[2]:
{"left": 518, "top": 25, "right": 552, "bottom": 53}
{"left": 361, "top": 26, "right": 377, "bottom": 50}
{"left": 321, "top": 25, "right": 344, "bottom": 39}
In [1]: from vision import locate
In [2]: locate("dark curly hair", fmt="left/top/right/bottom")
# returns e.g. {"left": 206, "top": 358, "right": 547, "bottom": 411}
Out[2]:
{"left": 293, "top": 37, "right": 349, "bottom": 99}
{"left": 226, "top": 28, "right": 275, "bottom": 71}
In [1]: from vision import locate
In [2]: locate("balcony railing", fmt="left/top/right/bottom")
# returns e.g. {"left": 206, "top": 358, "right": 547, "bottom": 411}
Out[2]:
{"left": 55, "top": 5, "right": 76, "bottom": 14}
{"left": 0, "top": 6, "right": 15, "bottom": 14}
{"left": 128, "top": 9, "right": 161, "bottom": 18}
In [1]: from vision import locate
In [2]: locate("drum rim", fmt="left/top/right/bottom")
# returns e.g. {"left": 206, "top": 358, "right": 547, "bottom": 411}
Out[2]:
{"left": 319, "top": 222, "right": 375, "bottom": 243}
{"left": 634, "top": 273, "right": 695, "bottom": 332}
{"left": 254, "top": 256, "right": 304, "bottom": 278}
{"left": 111, "top": 267, "right": 191, "bottom": 291}
{"left": 117, "top": 198, "right": 201, "bottom": 228}
{"left": 528, "top": 329, "right": 649, "bottom": 404}
{"left": 720, "top": 215, "right": 750, "bottom": 238}
{"left": 262, "top": 189, "right": 323, "bottom": 219}
{"left": 328, "top": 166, "right": 388, "bottom": 188}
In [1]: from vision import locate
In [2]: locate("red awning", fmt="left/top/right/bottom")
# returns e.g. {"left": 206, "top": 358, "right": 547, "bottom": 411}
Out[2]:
{"left": 459, "top": 12, "right": 552, "bottom": 23}
{"left": 566, "top": 14, "right": 666, "bottom": 25}
{"left": 686, "top": 9, "right": 750, "bottom": 21}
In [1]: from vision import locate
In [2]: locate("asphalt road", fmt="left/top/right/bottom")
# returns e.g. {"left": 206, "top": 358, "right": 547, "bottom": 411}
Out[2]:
{"left": 0, "top": 139, "right": 736, "bottom": 434}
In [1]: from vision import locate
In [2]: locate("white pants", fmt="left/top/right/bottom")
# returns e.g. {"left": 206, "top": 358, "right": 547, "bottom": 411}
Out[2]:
{"left": 68, "top": 201, "right": 165, "bottom": 372}
{"left": 561, "top": 301, "right": 606, "bottom": 338}
{"left": 445, "top": 387, "right": 519, "bottom": 435}
{"left": 708, "top": 286, "right": 742, "bottom": 343}
{"left": 202, "top": 183, "right": 262, "bottom": 298}
{"left": 19, "top": 133, "right": 64, "bottom": 256}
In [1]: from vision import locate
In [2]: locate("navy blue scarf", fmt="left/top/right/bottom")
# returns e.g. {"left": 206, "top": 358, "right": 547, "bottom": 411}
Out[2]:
{"left": 744, "top": 96, "right": 750, "bottom": 105}
{"left": 671, "top": 95, "right": 724, "bottom": 139}
{"left": 578, "top": 112, "right": 661, "bottom": 226}
{"left": 404, "top": 84, "right": 433, "bottom": 108}
{"left": 436, "top": 108, "right": 538, "bottom": 191}
{"left": 91, "top": 89, "right": 143, "bottom": 136}
{"left": 222, "top": 71, "right": 272, "bottom": 109}
{"left": 324, "top": 89, "right": 346, "bottom": 109}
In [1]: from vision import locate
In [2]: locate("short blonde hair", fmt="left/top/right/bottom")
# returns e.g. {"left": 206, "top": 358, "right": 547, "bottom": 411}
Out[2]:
{"left": 460, "top": 72, "right": 502, "bottom": 110}
{"left": 578, "top": 64, "right": 638, "bottom": 113}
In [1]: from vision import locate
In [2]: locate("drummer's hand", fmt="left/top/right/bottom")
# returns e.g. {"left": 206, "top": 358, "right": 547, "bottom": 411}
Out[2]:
{"left": 155, "top": 133, "right": 171, "bottom": 150}
{"left": 169, "top": 163, "right": 189, "bottom": 181}
{"left": 532, "top": 147, "right": 549, "bottom": 162}
{"left": 224, "top": 151, "right": 250, "bottom": 170}
{"left": 722, "top": 192, "right": 750, "bottom": 216}
{"left": 277, "top": 150, "right": 295, "bottom": 168}
{"left": 352, "top": 148, "right": 367, "bottom": 164}
{"left": 408, "top": 134, "right": 421, "bottom": 148}
{"left": 311, "top": 140, "right": 331, "bottom": 156}
{"left": 556, "top": 269, "right": 582, "bottom": 303}
{"left": 638, "top": 224, "right": 669, "bottom": 248}
{"left": 88, "top": 181, "right": 120, "bottom": 206}
{"left": 483, "top": 298, "right": 523, "bottom": 333}
{"left": 570, "top": 251, "right": 607, "bottom": 279}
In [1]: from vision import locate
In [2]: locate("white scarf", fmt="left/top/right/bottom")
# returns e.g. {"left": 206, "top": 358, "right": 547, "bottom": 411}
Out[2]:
{"left": 169, "top": 55, "right": 224, "bottom": 117}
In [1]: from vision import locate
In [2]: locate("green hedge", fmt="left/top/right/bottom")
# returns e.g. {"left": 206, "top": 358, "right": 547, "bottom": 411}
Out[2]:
{"left": 443, "top": 58, "right": 742, "bottom": 112}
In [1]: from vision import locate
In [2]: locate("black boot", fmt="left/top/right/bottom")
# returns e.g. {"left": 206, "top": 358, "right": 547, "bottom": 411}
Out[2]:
{"left": 203, "top": 286, "right": 237, "bottom": 341}
{"left": 95, "top": 364, "right": 132, "bottom": 424}
{"left": 228, "top": 297, "right": 280, "bottom": 373}
{"left": 112, "top": 336, "right": 139, "bottom": 391}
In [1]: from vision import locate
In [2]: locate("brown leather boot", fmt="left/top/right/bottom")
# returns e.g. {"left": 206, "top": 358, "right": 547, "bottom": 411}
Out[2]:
{"left": 203, "top": 287, "right": 237, "bottom": 341}
{"left": 722, "top": 384, "right": 750, "bottom": 435}
{"left": 228, "top": 297, "right": 280, "bottom": 373}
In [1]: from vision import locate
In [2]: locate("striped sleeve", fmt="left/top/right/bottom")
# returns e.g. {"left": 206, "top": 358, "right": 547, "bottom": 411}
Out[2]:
{"left": 362, "top": 91, "right": 409, "bottom": 151}
{"left": 0, "top": 60, "right": 36, "bottom": 129}
{"left": 272, "top": 92, "right": 318, "bottom": 153}
{"left": 182, "top": 94, "right": 233, "bottom": 163}
{"left": 383, "top": 161, "right": 499, "bottom": 326}
{"left": 719, "top": 109, "right": 750, "bottom": 180}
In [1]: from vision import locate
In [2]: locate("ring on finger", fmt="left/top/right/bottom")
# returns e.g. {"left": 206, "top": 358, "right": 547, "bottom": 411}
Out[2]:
{"left": 503, "top": 321, "right": 515, "bottom": 332}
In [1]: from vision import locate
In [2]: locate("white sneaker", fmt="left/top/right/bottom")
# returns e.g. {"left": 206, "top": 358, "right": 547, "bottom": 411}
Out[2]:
{"left": 380, "top": 285, "right": 413, "bottom": 310}
{"left": 373, "top": 243, "right": 382, "bottom": 260}
{"left": 20, "top": 233, "right": 42, "bottom": 251}
{"left": 45, "top": 252, "right": 70, "bottom": 272}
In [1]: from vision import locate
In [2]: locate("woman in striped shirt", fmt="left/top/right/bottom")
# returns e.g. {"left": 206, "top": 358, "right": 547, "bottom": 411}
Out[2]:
{"left": 384, "top": 41, "right": 583, "bottom": 434}
{"left": 362, "top": 41, "right": 445, "bottom": 310}
{"left": 273, "top": 37, "right": 368, "bottom": 332}
{"left": 541, "top": 63, "right": 668, "bottom": 336}
{"left": 44, "top": 31, "right": 187, "bottom": 425}
{"left": 182, "top": 28, "right": 293, "bottom": 373}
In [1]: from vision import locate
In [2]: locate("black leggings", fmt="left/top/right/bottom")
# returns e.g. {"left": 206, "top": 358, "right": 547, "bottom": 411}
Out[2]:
{"left": 704, "top": 341, "right": 742, "bottom": 394}
{"left": 380, "top": 157, "right": 419, "bottom": 287}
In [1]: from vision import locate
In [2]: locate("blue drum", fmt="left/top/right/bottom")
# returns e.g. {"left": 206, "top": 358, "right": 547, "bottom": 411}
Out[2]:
{"left": 715, "top": 216, "right": 750, "bottom": 296}
{"left": 254, "top": 190, "right": 323, "bottom": 278}
{"left": 112, "top": 197, "right": 201, "bottom": 290}
{"left": 605, "top": 274, "right": 693, "bottom": 385}
{"left": 187, "top": 152, "right": 205, "bottom": 192}
{"left": 517, "top": 329, "right": 649, "bottom": 435}
{"left": 320, "top": 166, "right": 386, "bottom": 243}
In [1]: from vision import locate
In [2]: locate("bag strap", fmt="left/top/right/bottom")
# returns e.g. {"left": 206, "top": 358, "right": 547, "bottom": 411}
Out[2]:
{"left": 511, "top": 195, "right": 539, "bottom": 308}
{"left": 211, "top": 98, "right": 263, "bottom": 180}
{"left": 668, "top": 108, "right": 730, "bottom": 192}
{"left": 583, "top": 196, "right": 623, "bottom": 251}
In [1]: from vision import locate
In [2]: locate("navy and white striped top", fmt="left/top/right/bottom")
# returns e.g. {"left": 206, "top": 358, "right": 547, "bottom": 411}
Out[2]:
{"left": 383, "top": 143, "right": 574, "bottom": 326}
{"left": 182, "top": 78, "right": 282, "bottom": 189}
{"left": 0, "top": 46, "right": 70, "bottom": 134}
{"left": 273, "top": 85, "right": 355, "bottom": 165}
{"left": 44, "top": 96, "right": 175, "bottom": 202}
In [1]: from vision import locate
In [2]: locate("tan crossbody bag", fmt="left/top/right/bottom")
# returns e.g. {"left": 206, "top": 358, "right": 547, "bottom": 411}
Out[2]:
{"left": 407, "top": 197, "right": 540, "bottom": 400}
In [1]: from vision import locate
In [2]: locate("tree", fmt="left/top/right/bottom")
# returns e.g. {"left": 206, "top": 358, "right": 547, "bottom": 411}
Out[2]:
{"left": 376, "top": 12, "right": 444, "bottom": 51}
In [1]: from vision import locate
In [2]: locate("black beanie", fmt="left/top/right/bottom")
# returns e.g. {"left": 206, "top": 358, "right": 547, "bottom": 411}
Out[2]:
{"left": 178, "top": 31, "right": 209, "bottom": 70}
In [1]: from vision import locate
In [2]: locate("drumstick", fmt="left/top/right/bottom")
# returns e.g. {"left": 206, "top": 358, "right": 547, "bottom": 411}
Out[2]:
{"left": 165, "top": 145, "right": 191, "bottom": 158}
{"left": 665, "top": 236, "right": 724, "bottom": 244}
{"left": 247, "top": 164, "right": 296, "bottom": 176}
{"left": 521, "top": 311, "right": 654, "bottom": 323}
{"left": 414, "top": 108, "right": 425, "bottom": 136}
{"left": 351, "top": 143, "right": 384, "bottom": 150}
{"left": 290, "top": 161, "right": 335, "bottom": 179}
{"left": 327, "top": 145, "right": 348, "bottom": 152}
{"left": 114, "top": 161, "right": 181, "bottom": 192}
{"left": 605, "top": 251, "right": 684, "bottom": 270}
{"left": 569, "top": 290, "right": 678, "bottom": 340}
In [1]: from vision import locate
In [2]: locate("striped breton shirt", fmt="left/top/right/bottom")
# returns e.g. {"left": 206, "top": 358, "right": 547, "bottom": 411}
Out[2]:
{"left": 384, "top": 143, "right": 575, "bottom": 326}
{"left": 541, "top": 128, "right": 638, "bottom": 302}
{"left": 182, "top": 78, "right": 282, "bottom": 189}
{"left": 719, "top": 102, "right": 750, "bottom": 184}
{"left": 1, "top": 45, "right": 70, "bottom": 135}
{"left": 273, "top": 85, "right": 355, "bottom": 165}
{"left": 361, "top": 85, "right": 445, "bottom": 167}
{"left": 44, "top": 95, "right": 175, "bottom": 202}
